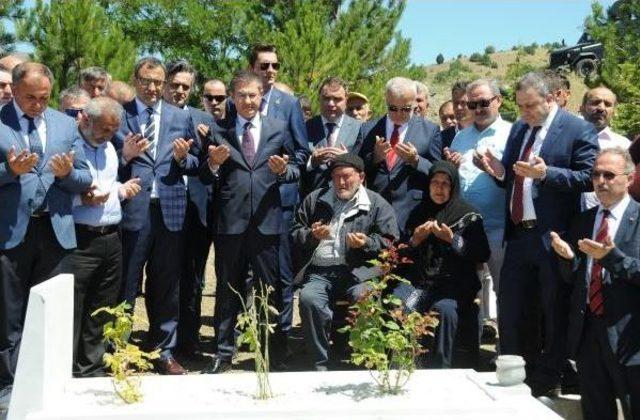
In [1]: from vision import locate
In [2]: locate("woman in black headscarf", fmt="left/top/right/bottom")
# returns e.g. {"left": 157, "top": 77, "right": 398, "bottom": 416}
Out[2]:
{"left": 395, "top": 161, "right": 490, "bottom": 369}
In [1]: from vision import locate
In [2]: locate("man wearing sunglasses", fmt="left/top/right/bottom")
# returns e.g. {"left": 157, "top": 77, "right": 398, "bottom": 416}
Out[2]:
{"left": 447, "top": 78, "right": 512, "bottom": 341}
{"left": 162, "top": 60, "right": 215, "bottom": 360}
{"left": 59, "top": 86, "right": 90, "bottom": 123}
{"left": 476, "top": 72, "right": 599, "bottom": 398}
{"left": 550, "top": 147, "right": 640, "bottom": 420}
{"left": 246, "top": 44, "right": 310, "bottom": 341}
{"left": 360, "top": 76, "right": 441, "bottom": 237}
{"left": 201, "top": 78, "right": 227, "bottom": 122}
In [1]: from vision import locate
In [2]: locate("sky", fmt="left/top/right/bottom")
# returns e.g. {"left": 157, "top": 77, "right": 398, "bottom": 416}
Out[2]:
{"left": 399, "top": 0, "right": 617, "bottom": 65}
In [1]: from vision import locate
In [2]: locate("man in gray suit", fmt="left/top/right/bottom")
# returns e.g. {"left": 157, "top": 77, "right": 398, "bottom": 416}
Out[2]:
{"left": 0, "top": 62, "right": 92, "bottom": 403}
{"left": 301, "top": 76, "right": 363, "bottom": 198}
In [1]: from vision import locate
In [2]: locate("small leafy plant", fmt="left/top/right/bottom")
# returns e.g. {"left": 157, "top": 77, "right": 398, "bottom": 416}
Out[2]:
{"left": 340, "top": 245, "right": 439, "bottom": 394}
{"left": 92, "top": 302, "right": 160, "bottom": 404}
{"left": 233, "top": 282, "right": 278, "bottom": 400}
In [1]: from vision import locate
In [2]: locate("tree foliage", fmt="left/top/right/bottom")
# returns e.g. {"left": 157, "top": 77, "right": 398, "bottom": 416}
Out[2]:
{"left": 586, "top": 0, "right": 640, "bottom": 137}
{"left": 16, "top": 0, "right": 136, "bottom": 105}
{"left": 436, "top": 53, "right": 445, "bottom": 65}
{"left": 101, "top": 0, "right": 422, "bottom": 116}
{"left": 0, "top": 0, "right": 25, "bottom": 54}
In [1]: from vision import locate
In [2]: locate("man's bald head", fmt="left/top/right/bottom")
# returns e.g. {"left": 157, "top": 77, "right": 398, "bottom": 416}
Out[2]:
{"left": 0, "top": 53, "right": 29, "bottom": 71}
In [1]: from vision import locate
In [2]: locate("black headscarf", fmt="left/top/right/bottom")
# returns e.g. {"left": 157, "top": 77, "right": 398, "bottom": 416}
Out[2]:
{"left": 409, "top": 161, "right": 478, "bottom": 230}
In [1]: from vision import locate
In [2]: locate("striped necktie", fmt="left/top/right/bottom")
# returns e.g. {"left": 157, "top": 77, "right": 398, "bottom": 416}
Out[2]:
{"left": 589, "top": 209, "right": 610, "bottom": 316}
{"left": 144, "top": 107, "right": 156, "bottom": 156}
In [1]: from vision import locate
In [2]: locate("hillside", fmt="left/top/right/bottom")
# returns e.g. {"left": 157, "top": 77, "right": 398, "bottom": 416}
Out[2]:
{"left": 421, "top": 47, "right": 588, "bottom": 122}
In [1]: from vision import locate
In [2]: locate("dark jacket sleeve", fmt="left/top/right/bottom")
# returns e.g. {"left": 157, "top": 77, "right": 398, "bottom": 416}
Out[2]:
{"left": 449, "top": 218, "right": 491, "bottom": 263}
{"left": 290, "top": 192, "right": 322, "bottom": 254}
{"left": 346, "top": 194, "right": 399, "bottom": 265}
{"left": 599, "top": 247, "right": 640, "bottom": 287}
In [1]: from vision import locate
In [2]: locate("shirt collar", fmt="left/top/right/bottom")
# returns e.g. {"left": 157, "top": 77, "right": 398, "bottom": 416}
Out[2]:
{"left": 135, "top": 97, "right": 162, "bottom": 115}
{"left": 599, "top": 193, "right": 630, "bottom": 221}
{"left": 599, "top": 126, "right": 613, "bottom": 140}
{"left": 321, "top": 114, "right": 344, "bottom": 128}
{"left": 385, "top": 116, "right": 409, "bottom": 132}
{"left": 540, "top": 102, "right": 558, "bottom": 132}
{"left": 237, "top": 112, "right": 261, "bottom": 130}
{"left": 13, "top": 101, "right": 43, "bottom": 122}
{"left": 472, "top": 115, "right": 503, "bottom": 135}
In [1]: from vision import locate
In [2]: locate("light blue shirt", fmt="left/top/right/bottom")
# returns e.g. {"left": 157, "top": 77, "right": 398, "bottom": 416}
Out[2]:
{"left": 450, "top": 116, "right": 512, "bottom": 242}
{"left": 72, "top": 139, "right": 123, "bottom": 227}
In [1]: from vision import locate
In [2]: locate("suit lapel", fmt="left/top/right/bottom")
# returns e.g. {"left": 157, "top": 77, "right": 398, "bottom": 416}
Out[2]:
{"left": 254, "top": 117, "right": 273, "bottom": 164}
{"left": 2, "top": 103, "right": 29, "bottom": 150}
{"left": 267, "top": 89, "right": 281, "bottom": 119}
{"left": 337, "top": 116, "right": 357, "bottom": 150}
{"left": 221, "top": 119, "right": 250, "bottom": 170}
{"left": 539, "top": 110, "right": 564, "bottom": 161}
{"left": 614, "top": 199, "right": 639, "bottom": 245}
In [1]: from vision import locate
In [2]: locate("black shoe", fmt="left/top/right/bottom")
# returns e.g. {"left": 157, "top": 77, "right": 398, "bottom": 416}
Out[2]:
{"left": 202, "top": 356, "right": 232, "bottom": 374}
{"left": 530, "top": 381, "right": 560, "bottom": 398}
{"left": 0, "top": 384, "right": 12, "bottom": 410}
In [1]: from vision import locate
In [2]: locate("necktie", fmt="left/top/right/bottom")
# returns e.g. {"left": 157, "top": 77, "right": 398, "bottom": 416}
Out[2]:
{"left": 589, "top": 209, "right": 610, "bottom": 316}
{"left": 386, "top": 124, "right": 400, "bottom": 170}
{"left": 24, "top": 116, "right": 43, "bottom": 159}
{"left": 325, "top": 122, "right": 336, "bottom": 147}
{"left": 510, "top": 126, "right": 541, "bottom": 224}
{"left": 242, "top": 121, "right": 256, "bottom": 167}
{"left": 144, "top": 107, "right": 156, "bottom": 157}
{"left": 259, "top": 98, "right": 267, "bottom": 115}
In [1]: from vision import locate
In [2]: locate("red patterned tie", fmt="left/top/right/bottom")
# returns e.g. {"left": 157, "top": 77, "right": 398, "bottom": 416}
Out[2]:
{"left": 589, "top": 209, "right": 610, "bottom": 316}
{"left": 511, "top": 126, "right": 541, "bottom": 224}
{"left": 386, "top": 124, "right": 400, "bottom": 170}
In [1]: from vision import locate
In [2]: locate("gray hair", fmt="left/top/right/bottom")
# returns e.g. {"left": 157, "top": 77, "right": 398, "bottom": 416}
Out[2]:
{"left": 166, "top": 60, "right": 196, "bottom": 80}
{"left": 597, "top": 147, "right": 635, "bottom": 174}
{"left": 12, "top": 62, "right": 54, "bottom": 85}
{"left": 60, "top": 86, "right": 90, "bottom": 104}
{"left": 515, "top": 72, "right": 549, "bottom": 97}
{"left": 84, "top": 96, "right": 124, "bottom": 123}
{"left": 80, "top": 66, "right": 110, "bottom": 83}
{"left": 134, "top": 57, "right": 166, "bottom": 79}
{"left": 467, "top": 78, "right": 501, "bottom": 97}
{"left": 385, "top": 77, "right": 417, "bottom": 98}
{"left": 414, "top": 81, "right": 429, "bottom": 96}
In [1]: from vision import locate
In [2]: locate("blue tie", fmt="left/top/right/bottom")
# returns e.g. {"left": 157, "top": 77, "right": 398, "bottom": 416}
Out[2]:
{"left": 24, "top": 115, "right": 43, "bottom": 159}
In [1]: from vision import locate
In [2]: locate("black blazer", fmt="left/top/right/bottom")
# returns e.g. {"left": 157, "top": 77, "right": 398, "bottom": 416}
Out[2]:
{"left": 561, "top": 199, "right": 640, "bottom": 366}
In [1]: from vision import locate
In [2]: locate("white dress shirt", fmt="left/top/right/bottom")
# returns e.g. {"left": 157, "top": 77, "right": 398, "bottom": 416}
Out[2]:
{"left": 385, "top": 116, "right": 409, "bottom": 144}
{"left": 236, "top": 113, "right": 262, "bottom": 153}
{"left": 510, "top": 103, "right": 559, "bottom": 221}
{"left": 585, "top": 194, "right": 630, "bottom": 289}
{"left": 14, "top": 101, "right": 47, "bottom": 153}
{"left": 135, "top": 98, "right": 162, "bottom": 198}
{"left": 307, "top": 114, "right": 345, "bottom": 170}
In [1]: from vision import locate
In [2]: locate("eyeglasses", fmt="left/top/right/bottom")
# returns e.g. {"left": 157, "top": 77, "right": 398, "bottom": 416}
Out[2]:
{"left": 169, "top": 82, "right": 191, "bottom": 91}
{"left": 591, "top": 170, "right": 630, "bottom": 181}
{"left": 137, "top": 77, "right": 165, "bottom": 87}
{"left": 259, "top": 62, "right": 280, "bottom": 71}
{"left": 467, "top": 96, "right": 498, "bottom": 110}
{"left": 387, "top": 105, "right": 413, "bottom": 113}
{"left": 64, "top": 108, "right": 83, "bottom": 118}
{"left": 203, "top": 94, "right": 227, "bottom": 103}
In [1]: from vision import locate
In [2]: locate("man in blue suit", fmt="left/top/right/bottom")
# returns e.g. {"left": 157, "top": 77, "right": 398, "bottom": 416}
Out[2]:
{"left": 0, "top": 62, "right": 92, "bottom": 400}
{"left": 200, "top": 70, "right": 304, "bottom": 374}
{"left": 476, "top": 72, "right": 599, "bottom": 396}
{"left": 301, "top": 76, "right": 363, "bottom": 198}
{"left": 247, "top": 44, "right": 309, "bottom": 338}
{"left": 551, "top": 148, "right": 640, "bottom": 420}
{"left": 162, "top": 60, "right": 215, "bottom": 357}
{"left": 115, "top": 57, "right": 198, "bottom": 375}
{"left": 360, "top": 77, "right": 441, "bottom": 238}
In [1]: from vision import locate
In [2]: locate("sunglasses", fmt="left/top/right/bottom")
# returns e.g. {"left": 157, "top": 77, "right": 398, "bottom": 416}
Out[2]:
{"left": 203, "top": 94, "right": 227, "bottom": 103}
{"left": 387, "top": 105, "right": 413, "bottom": 113}
{"left": 591, "top": 170, "right": 629, "bottom": 181}
{"left": 259, "top": 62, "right": 280, "bottom": 71}
{"left": 467, "top": 96, "right": 498, "bottom": 110}
{"left": 64, "top": 108, "right": 83, "bottom": 118}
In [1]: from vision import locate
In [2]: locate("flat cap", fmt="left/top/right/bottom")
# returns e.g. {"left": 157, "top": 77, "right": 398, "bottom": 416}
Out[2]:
{"left": 347, "top": 91, "right": 369, "bottom": 103}
{"left": 330, "top": 153, "right": 364, "bottom": 172}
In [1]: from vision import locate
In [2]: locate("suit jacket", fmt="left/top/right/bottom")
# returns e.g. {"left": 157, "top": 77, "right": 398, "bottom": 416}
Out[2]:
{"left": 300, "top": 114, "right": 363, "bottom": 197}
{"left": 562, "top": 199, "right": 640, "bottom": 366}
{"left": 186, "top": 105, "right": 215, "bottom": 226}
{"left": 360, "top": 115, "right": 441, "bottom": 236}
{"left": 0, "top": 103, "right": 92, "bottom": 250}
{"left": 500, "top": 108, "right": 599, "bottom": 244}
{"left": 199, "top": 115, "right": 303, "bottom": 236}
{"left": 114, "top": 99, "right": 198, "bottom": 232}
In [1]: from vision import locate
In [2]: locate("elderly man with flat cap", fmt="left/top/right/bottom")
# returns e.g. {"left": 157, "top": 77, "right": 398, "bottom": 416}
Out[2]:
{"left": 291, "top": 153, "right": 399, "bottom": 371}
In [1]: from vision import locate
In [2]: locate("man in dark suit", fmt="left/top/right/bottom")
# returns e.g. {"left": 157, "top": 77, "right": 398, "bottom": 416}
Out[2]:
{"left": 360, "top": 76, "right": 441, "bottom": 237}
{"left": 432, "top": 81, "right": 473, "bottom": 159}
{"left": 476, "top": 72, "right": 599, "bottom": 396}
{"left": 248, "top": 44, "right": 309, "bottom": 337}
{"left": 0, "top": 62, "right": 92, "bottom": 401}
{"left": 115, "top": 57, "right": 198, "bottom": 375}
{"left": 301, "top": 76, "right": 363, "bottom": 198}
{"left": 550, "top": 147, "right": 640, "bottom": 420}
{"left": 162, "top": 60, "right": 215, "bottom": 357}
{"left": 200, "top": 70, "right": 303, "bottom": 374}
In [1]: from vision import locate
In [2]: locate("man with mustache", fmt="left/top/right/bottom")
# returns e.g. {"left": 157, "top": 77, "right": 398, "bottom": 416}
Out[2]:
{"left": 580, "top": 87, "right": 630, "bottom": 209}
